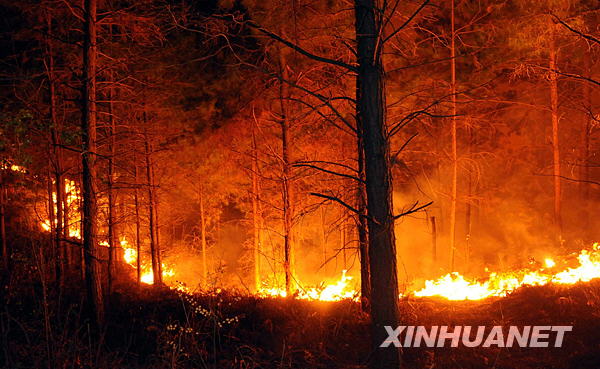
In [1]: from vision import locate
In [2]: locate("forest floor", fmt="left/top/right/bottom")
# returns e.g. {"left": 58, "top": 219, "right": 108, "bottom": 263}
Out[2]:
{"left": 2, "top": 273, "right": 600, "bottom": 369}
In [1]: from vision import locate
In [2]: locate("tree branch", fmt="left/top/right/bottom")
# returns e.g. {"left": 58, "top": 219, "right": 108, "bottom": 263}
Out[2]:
{"left": 294, "top": 163, "right": 363, "bottom": 183}
{"left": 383, "top": 0, "right": 431, "bottom": 44}
{"left": 551, "top": 14, "right": 600, "bottom": 46}
{"left": 393, "top": 201, "right": 433, "bottom": 219}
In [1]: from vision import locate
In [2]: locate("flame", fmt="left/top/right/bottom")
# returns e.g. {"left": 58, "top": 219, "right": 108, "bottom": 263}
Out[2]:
{"left": 413, "top": 243, "right": 600, "bottom": 300}
{"left": 120, "top": 239, "right": 175, "bottom": 285}
{"left": 1, "top": 162, "right": 27, "bottom": 173}
{"left": 35, "top": 176, "right": 600, "bottom": 302}
{"left": 258, "top": 270, "right": 359, "bottom": 301}
{"left": 40, "top": 179, "right": 81, "bottom": 239}
{"left": 38, "top": 177, "right": 174, "bottom": 287}
{"left": 123, "top": 242, "right": 136, "bottom": 265}
{"left": 553, "top": 250, "right": 600, "bottom": 284}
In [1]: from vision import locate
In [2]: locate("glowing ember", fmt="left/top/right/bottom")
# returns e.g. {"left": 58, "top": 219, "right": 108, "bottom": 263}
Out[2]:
{"left": 545, "top": 258, "right": 556, "bottom": 268}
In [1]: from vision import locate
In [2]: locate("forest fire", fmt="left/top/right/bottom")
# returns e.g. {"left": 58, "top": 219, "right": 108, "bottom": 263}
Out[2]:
{"left": 413, "top": 244, "right": 600, "bottom": 300}
{"left": 118, "top": 240, "right": 176, "bottom": 285}
{"left": 258, "top": 270, "right": 359, "bottom": 301}
{"left": 39, "top": 179, "right": 81, "bottom": 239}
{"left": 36, "top": 180, "right": 600, "bottom": 301}
{"left": 3, "top": 0, "right": 600, "bottom": 367}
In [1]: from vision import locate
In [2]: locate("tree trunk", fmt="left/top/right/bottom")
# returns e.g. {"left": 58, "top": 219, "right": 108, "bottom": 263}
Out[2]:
{"left": 46, "top": 14, "right": 64, "bottom": 286}
{"left": 134, "top": 160, "right": 141, "bottom": 285}
{"left": 81, "top": 0, "right": 103, "bottom": 327}
{"left": 278, "top": 52, "right": 295, "bottom": 296}
{"left": 355, "top": 1, "right": 401, "bottom": 368}
{"left": 320, "top": 207, "right": 327, "bottom": 266}
{"left": 62, "top": 177, "right": 70, "bottom": 271}
{"left": 153, "top": 166, "right": 162, "bottom": 279}
{"left": 465, "top": 128, "right": 473, "bottom": 270}
{"left": 549, "top": 20, "right": 562, "bottom": 243}
{"left": 144, "top": 129, "right": 161, "bottom": 285}
{"left": 251, "top": 130, "right": 262, "bottom": 292}
{"left": 199, "top": 185, "right": 207, "bottom": 286}
{"left": 431, "top": 216, "right": 437, "bottom": 263}
{"left": 449, "top": 0, "right": 458, "bottom": 272}
{"left": 107, "top": 71, "right": 116, "bottom": 295}
{"left": 357, "top": 92, "right": 371, "bottom": 312}
{"left": 580, "top": 49, "right": 591, "bottom": 236}
{"left": 0, "top": 174, "right": 7, "bottom": 276}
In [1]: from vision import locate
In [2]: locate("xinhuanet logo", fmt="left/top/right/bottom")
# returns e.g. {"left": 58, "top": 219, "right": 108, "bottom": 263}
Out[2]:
{"left": 380, "top": 325, "right": 573, "bottom": 348}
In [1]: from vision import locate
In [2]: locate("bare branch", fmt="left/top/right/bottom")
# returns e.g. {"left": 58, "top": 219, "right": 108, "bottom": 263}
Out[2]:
{"left": 551, "top": 14, "right": 600, "bottom": 46}
{"left": 309, "top": 192, "right": 365, "bottom": 219}
{"left": 393, "top": 201, "right": 433, "bottom": 219}
{"left": 293, "top": 163, "right": 363, "bottom": 183}
{"left": 214, "top": 14, "right": 358, "bottom": 72}
{"left": 383, "top": 0, "right": 431, "bottom": 44}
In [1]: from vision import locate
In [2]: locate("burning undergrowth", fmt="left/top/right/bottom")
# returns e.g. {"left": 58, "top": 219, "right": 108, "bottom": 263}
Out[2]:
{"left": 4, "top": 223, "right": 600, "bottom": 368}
{"left": 5, "top": 269, "right": 600, "bottom": 369}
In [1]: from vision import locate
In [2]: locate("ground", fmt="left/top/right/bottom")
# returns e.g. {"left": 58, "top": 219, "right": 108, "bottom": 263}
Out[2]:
{"left": 2, "top": 275, "right": 600, "bottom": 368}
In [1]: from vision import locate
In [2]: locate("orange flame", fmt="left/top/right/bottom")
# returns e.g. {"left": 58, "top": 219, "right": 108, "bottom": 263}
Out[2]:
{"left": 40, "top": 179, "right": 81, "bottom": 239}
{"left": 412, "top": 243, "right": 600, "bottom": 300}
{"left": 120, "top": 239, "right": 174, "bottom": 285}
{"left": 258, "top": 270, "right": 359, "bottom": 301}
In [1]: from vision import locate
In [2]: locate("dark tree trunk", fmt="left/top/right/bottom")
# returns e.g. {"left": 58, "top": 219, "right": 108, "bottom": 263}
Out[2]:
{"left": 449, "top": 0, "right": 458, "bottom": 272}
{"left": 134, "top": 159, "right": 141, "bottom": 285}
{"left": 81, "top": 0, "right": 103, "bottom": 327}
{"left": 431, "top": 216, "right": 437, "bottom": 263}
{"left": 580, "top": 50, "right": 591, "bottom": 236}
{"left": 144, "top": 129, "right": 161, "bottom": 285}
{"left": 62, "top": 178, "right": 70, "bottom": 271}
{"left": 279, "top": 52, "right": 295, "bottom": 296}
{"left": 0, "top": 175, "right": 7, "bottom": 276}
{"left": 107, "top": 71, "right": 116, "bottom": 295}
{"left": 46, "top": 14, "right": 64, "bottom": 286}
{"left": 355, "top": 1, "right": 401, "bottom": 368}
{"left": 357, "top": 87, "right": 371, "bottom": 313}
{"left": 46, "top": 161, "right": 56, "bottom": 280}
{"left": 153, "top": 165, "right": 162, "bottom": 279}
{"left": 465, "top": 128, "right": 473, "bottom": 270}
{"left": 199, "top": 186, "right": 207, "bottom": 285}
{"left": 549, "top": 19, "right": 562, "bottom": 243}
{"left": 251, "top": 130, "right": 262, "bottom": 292}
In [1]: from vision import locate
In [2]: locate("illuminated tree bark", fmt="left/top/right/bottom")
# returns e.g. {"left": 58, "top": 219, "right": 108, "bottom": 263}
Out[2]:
{"left": 357, "top": 134, "right": 370, "bottom": 311}
{"left": 355, "top": 0, "right": 400, "bottom": 368}
{"left": 549, "top": 20, "right": 562, "bottom": 243}
{"left": 134, "top": 159, "right": 141, "bottom": 284}
{"left": 81, "top": 0, "right": 104, "bottom": 327}
{"left": 449, "top": 0, "right": 458, "bottom": 272}
{"left": 144, "top": 128, "right": 161, "bottom": 285}
{"left": 199, "top": 185, "right": 207, "bottom": 285}
{"left": 278, "top": 51, "right": 295, "bottom": 296}
{"left": 107, "top": 69, "right": 117, "bottom": 295}
{"left": 62, "top": 178, "right": 70, "bottom": 270}
{"left": 580, "top": 50, "right": 591, "bottom": 235}
{"left": 251, "top": 129, "right": 262, "bottom": 292}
